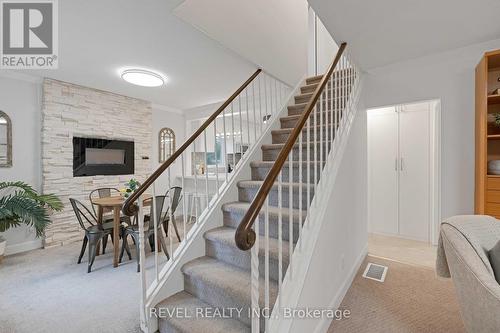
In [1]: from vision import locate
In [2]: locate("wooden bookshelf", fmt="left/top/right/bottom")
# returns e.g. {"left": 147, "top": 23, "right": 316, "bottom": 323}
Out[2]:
{"left": 476, "top": 49, "right": 500, "bottom": 219}
{"left": 488, "top": 94, "right": 500, "bottom": 105}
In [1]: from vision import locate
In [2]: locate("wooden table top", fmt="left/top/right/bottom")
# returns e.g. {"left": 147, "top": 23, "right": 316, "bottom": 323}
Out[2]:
{"left": 92, "top": 194, "right": 152, "bottom": 207}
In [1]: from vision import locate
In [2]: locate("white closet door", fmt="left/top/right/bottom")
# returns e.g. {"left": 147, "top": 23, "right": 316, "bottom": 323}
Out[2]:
{"left": 398, "top": 102, "right": 430, "bottom": 241}
{"left": 368, "top": 107, "right": 399, "bottom": 235}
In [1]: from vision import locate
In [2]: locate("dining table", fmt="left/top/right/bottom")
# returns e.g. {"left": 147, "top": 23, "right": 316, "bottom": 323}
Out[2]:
{"left": 92, "top": 194, "right": 152, "bottom": 267}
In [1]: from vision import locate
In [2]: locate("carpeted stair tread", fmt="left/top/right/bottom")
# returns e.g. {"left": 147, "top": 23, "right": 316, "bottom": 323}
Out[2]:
{"left": 237, "top": 179, "right": 314, "bottom": 190}
{"left": 287, "top": 102, "right": 308, "bottom": 114}
{"left": 181, "top": 257, "right": 279, "bottom": 326}
{"left": 222, "top": 201, "right": 303, "bottom": 242}
{"left": 280, "top": 112, "right": 338, "bottom": 122}
{"left": 306, "top": 75, "right": 323, "bottom": 84}
{"left": 271, "top": 126, "right": 335, "bottom": 144}
{"left": 300, "top": 82, "right": 343, "bottom": 94}
{"left": 204, "top": 226, "right": 291, "bottom": 281}
{"left": 157, "top": 291, "right": 250, "bottom": 333}
{"left": 261, "top": 141, "right": 330, "bottom": 162}
{"left": 287, "top": 103, "right": 344, "bottom": 117}
{"left": 280, "top": 114, "right": 337, "bottom": 129}
{"left": 294, "top": 92, "right": 349, "bottom": 104}
{"left": 306, "top": 70, "right": 354, "bottom": 85}
{"left": 205, "top": 227, "right": 291, "bottom": 259}
{"left": 222, "top": 201, "right": 305, "bottom": 222}
{"left": 271, "top": 125, "right": 336, "bottom": 135}
{"left": 237, "top": 180, "right": 314, "bottom": 210}
{"left": 261, "top": 141, "right": 330, "bottom": 150}
{"left": 250, "top": 160, "right": 322, "bottom": 183}
{"left": 250, "top": 160, "right": 322, "bottom": 168}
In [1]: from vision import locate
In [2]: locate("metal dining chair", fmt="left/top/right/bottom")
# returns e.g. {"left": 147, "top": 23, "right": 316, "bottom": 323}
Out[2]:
{"left": 89, "top": 187, "right": 135, "bottom": 252}
{"left": 119, "top": 195, "right": 170, "bottom": 272}
{"left": 162, "top": 186, "right": 183, "bottom": 242}
{"left": 89, "top": 187, "right": 120, "bottom": 217}
{"left": 70, "top": 198, "right": 129, "bottom": 273}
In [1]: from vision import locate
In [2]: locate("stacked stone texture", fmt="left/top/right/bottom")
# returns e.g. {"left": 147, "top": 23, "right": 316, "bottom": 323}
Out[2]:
{"left": 42, "top": 79, "right": 152, "bottom": 247}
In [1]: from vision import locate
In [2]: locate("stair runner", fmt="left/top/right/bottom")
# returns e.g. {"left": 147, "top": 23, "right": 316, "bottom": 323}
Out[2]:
{"left": 156, "top": 74, "right": 349, "bottom": 333}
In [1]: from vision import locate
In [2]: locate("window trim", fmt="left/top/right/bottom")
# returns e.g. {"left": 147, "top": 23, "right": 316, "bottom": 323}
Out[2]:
{"left": 158, "top": 127, "right": 175, "bottom": 163}
{"left": 0, "top": 110, "right": 12, "bottom": 168}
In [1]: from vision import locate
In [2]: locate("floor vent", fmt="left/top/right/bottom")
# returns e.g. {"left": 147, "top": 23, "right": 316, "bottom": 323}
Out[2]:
{"left": 362, "top": 263, "right": 388, "bottom": 282}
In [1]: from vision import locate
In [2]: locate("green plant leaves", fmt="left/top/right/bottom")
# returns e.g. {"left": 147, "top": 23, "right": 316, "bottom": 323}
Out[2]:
{"left": 0, "top": 181, "right": 63, "bottom": 238}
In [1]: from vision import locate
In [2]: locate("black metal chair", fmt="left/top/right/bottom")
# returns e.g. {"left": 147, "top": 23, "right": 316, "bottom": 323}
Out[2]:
{"left": 162, "top": 186, "right": 183, "bottom": 242}
{"left": 70, "top": 198, "right": 128, "bottom": 273}
{"left": 119, "top": 195, "right": 170, "bottom": 272}
{"left": 89, "top": 187, "right": 120, "bottom": 217}
{"left": 89, "top": 187, "right": 135, "bottom": 252}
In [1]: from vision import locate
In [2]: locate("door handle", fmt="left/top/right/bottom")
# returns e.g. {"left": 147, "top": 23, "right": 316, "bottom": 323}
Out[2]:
{"left": 395, "top": 158, "right": 398, "bottom": 171}
{"left": 400, "top": 157, "right": 404, "bottom": 171}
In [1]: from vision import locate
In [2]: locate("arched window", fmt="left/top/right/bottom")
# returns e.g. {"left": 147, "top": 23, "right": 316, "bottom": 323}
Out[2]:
{"left": 159, "top": 127, "right": 175, "bottom": 163}
{"left": 0, "top": 111, "right": 12, "bottom": 167}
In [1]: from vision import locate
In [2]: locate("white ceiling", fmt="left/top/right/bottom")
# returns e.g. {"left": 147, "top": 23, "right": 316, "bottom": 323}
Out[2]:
{"left": 14, "top": 0, "right": 257, "bottom": 109}
{"left": 174, "top": 0, "right": 308, "bottom": 86}
{"left": 309, "top": 0, "right": 500, "bottom": 70}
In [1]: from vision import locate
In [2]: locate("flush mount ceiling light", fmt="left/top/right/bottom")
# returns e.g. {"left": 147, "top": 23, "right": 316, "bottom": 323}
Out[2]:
{"left": 120, "top": 69, "right": 165, "bottom": 87}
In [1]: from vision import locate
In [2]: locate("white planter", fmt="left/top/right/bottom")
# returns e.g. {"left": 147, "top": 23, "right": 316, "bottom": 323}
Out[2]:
{"left": 0, "top": 236, "right": 6, "bottom": 262}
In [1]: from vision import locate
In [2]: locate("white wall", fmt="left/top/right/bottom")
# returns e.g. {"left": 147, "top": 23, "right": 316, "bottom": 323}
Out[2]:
{"left": 363, "top": 38, "right": 500, "bottom": 219}
{"left": 0, "top": 75, "right": 43, "bottom": 254}
{"left": 174, "top": 0, "right": 308, "bottom": 86}
{"left": 308, "top": 7, "right": 338, "bottom": 76}
{"left": 289, "top": 103, "right": 368, "bottom": 332}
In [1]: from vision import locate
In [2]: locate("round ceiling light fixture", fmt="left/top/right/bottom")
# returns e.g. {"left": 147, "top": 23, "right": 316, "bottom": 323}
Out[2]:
{"left": 120, "top": 69, "right": 165, "bottom": 87}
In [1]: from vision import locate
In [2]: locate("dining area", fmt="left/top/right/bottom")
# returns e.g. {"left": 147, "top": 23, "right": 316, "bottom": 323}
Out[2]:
{"left": 69, "top": 185, "right": 189, "bottom": 273}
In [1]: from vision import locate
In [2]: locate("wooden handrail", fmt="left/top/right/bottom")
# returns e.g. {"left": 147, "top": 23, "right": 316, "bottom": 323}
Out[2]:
{"left": 234, "top": 43, "right": 347, "bottom": 251}
{"left": 122, "top": 69, "right": 263, "bottom": 216}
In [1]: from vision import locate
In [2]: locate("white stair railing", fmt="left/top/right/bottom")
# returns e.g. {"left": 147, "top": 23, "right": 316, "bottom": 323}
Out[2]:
{"left": 121, "top": 70, "right": 291, "bottom": 333}
{"left": 235, "top": 43, "right": 362, "bottom": 332}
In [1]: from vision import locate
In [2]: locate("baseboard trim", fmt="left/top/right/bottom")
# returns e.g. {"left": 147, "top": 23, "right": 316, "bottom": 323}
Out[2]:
{"left": 5, "top": 239, "right": 42, "bottom": 255}
{"left": 314, "top": 245, "right": 368, "bottom": 333}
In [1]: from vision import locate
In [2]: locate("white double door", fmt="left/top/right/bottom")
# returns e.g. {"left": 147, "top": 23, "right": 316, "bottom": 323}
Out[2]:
{"left": 368, "top": 102, "right": 431, "bottom": 242}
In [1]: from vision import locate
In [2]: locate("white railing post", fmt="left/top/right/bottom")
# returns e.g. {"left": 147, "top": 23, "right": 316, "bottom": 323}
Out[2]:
{"left": 181, "top": 154, "right": 187, "bottom": 239}
{"left": 264, "top": 196, "right": 270, "bottom": 331}
{"left": 138, "top": 194, "right": 148, "bottom": 331}
{"left": 288, "top": 151, "right": 293, "bottom": 279}
{"left": 238, "top": 96, "right": 244, "bottom": 162}
{"left": 251, "top": 215, "right": 260, "bottom": 333}
{"left": 152, "top": 182, "right": 159, "bottom": 282}
{"left": 204, "top": 130, "right": 209, "bottom": 208}
{"left": 278, "top": 169, "right": 283, "bottom": 309}
{"left": 168, "top": 168, "right": 173, "bottom": 259}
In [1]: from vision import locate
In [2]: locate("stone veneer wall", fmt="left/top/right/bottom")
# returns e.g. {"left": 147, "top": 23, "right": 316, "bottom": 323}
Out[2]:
{"left": 42, "top": 79, "right": 152, "bottom": 247}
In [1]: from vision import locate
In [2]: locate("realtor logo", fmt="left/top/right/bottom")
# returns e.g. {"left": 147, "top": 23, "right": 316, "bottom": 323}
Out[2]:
{"left": 1, "top": 0, "right": 58, "bottom": 69}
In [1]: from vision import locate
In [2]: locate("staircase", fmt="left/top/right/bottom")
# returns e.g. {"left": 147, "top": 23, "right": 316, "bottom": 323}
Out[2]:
{"left": 122, "top": 43, "right": 361, "bottom": 333}
{"left": 155, "top": 74, "right": 348, "bottom": 332}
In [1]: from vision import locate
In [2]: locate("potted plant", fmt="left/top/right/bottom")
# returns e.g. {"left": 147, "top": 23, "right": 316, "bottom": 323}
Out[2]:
{"left": 0, "top": 181, "right": 63, "bottom": 261}
{"left": 120, "top": 178, "right": 141, "bottom": 198}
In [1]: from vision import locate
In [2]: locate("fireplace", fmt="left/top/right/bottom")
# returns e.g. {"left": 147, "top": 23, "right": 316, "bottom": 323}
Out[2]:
{"left": 73, "top": 137, "right": 134, "bottom": 177}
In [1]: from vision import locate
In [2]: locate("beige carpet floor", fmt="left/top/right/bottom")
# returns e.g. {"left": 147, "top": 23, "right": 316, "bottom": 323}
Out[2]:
{"left": 0, "top": 219, "right": 194, "bottom": 333}
{"left": 368, "top": 233, "right": 437, "bottom": 269}
{"left": 328, "top": 256, "right": 465, "bottom": 333}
